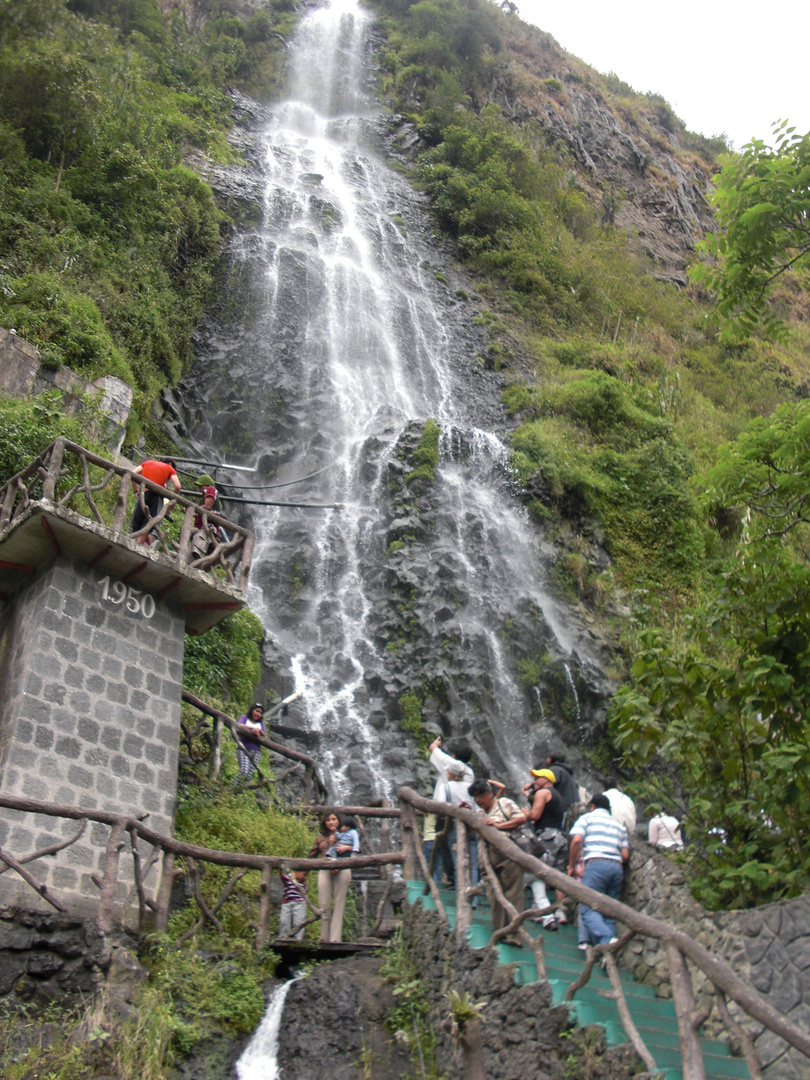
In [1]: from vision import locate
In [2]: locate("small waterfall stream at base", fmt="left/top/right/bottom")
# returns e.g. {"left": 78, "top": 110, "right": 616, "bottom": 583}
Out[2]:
{"left": 236, "top": 979, "right": 298, "bottom": 1080}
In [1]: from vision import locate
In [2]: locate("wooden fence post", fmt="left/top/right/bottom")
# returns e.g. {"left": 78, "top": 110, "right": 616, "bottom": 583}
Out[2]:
{"left": 256, "top": 865, "right": 273, "bottom": 950}
{"left": 400, "top": 798, "right": 418, "bottom": 882}
{"left": 97, "top": 822, "right": 126, "bottom": 934}
{"left": 210, "top": 716, "right": 223, "bottom": 780}
{"left": 154, "top": 850, "right": 175, "bottom": 933}
{"left": 455, "top": 820, "right": 472, "bottom": 942}
{"left": 666, "top": 941, "right": 707, "bottom": 1080}
{"left": 42, "top": 438, "right": 65, "bottom": 501}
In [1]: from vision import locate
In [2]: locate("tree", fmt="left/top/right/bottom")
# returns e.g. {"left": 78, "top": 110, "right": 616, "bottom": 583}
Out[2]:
{"left": 612, "top": 548, "right": 810, "bottom": 908}
{"left": 613, "top": 401, "right": 810, "bottom": 907}
{"left": 703, "top": 398, "right": 810, "bottom": 542}
{"left": 690, "top": 122, "right": 810, "bottom": 342}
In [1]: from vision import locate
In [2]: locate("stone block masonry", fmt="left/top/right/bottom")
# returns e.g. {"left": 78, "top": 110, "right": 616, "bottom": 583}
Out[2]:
{"left": 0, "top": 554, "right": 184, "bottom": 917}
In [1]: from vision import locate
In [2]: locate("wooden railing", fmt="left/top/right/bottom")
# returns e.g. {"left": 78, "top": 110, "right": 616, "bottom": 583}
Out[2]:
{"left": 0, "top": 437, "right": 254, "bottom": 590}
{"left": 397, "top": 787, "right": 810, "bottom": 1080}
{"left": 0, "top": 794, "right": 403, "bottom": 948}
{"left": 4, "top": 777, "right": 804, "bottom": 1079}
{"left": 180, "top": 691, "right": 329, "bottom": 805}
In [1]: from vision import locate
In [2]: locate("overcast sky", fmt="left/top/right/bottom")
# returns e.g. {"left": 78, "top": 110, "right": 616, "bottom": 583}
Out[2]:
{"left": 515, "top": 0, "right": 810, "bottom": 152}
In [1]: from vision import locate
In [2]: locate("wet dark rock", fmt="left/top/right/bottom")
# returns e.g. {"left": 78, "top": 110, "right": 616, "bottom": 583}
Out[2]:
{"left": 172, "top": 72, "right": 618, "bottom": 808}
{"left": 397, "top": 904, "right": 640, "bottom": 1080}
{"left": 277, "top": 957, "right": 412, "bottom": 1080}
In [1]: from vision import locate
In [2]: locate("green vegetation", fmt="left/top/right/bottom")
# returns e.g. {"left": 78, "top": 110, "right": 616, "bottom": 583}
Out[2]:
{"left": 0, "top": 0, "right": 296, "bottom": 440}
{"left": 398, "top": 687, "right": 427, "bottom": 745}
{"left": 405, "top": 417, "right": 440, "bottom": 486}
{"left": 508, "top": 370, "right": 703, "bottom": 599}
{"left": 613, "top": 400, "right": 810, "bottom": 907}
{"left": 0, "top": 390, "right": 104, "bottom": 482}
{"left": 183, "top": 607, "right": 264, "bottom": 709}
{"left": 380, "top": 930, "right": 440, "bottom": 1077}
{"left": 691, "top": 123, "right": 810, "bottom": 342}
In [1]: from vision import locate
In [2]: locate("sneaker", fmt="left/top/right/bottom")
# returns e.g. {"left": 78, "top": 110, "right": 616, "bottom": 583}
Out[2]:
{"left": 578, "top": 943, "right": 589, "bottom": 951}
{"left": 555, "top": 911, "right": 568, "bottom": 926}
{"left": 608, "top": 937, "right": 618, "bottom": 945}
{"left": 542, "top": 914, "right": 558, "bottom": 930}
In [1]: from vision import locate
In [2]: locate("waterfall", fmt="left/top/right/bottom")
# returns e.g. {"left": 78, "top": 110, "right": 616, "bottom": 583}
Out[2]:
{"left": 236, "top": 979, "right": 298, "bottom": 1080}
{"left": 180, "top": 0, "right": 605, "bottom": 800}
{"left": 563, "top": 662, "right": 582, "bottom": 725}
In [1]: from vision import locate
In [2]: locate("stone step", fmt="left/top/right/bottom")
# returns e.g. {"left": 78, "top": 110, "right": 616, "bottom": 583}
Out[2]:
{"left": 405, "top": 882, "right": 751, "bottom": 1080}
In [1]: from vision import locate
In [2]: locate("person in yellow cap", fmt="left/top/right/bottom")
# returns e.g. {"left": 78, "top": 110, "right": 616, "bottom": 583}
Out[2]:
{"left": 519, "top": 767, "right": 568, "bottom": 928}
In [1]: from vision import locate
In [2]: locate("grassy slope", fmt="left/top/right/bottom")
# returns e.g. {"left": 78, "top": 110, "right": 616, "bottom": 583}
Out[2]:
{"left": 368, "top": 0, "right": 810, "bottom": 615}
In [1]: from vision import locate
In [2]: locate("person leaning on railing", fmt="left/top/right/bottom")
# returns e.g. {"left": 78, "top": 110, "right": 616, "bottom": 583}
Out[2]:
{"left": 468, "top": 778, "right": 525, "bottom": 944}
{"left": 189, "top": 474, "right": 226, "bottom": 563}
{"left": 130, "top": 458, "right": 181, "bottom": 545}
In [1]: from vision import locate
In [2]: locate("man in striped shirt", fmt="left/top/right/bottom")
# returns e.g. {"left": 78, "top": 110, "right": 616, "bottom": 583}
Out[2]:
{"left": 568, "top": 793, "right": 629, "bottom": 947}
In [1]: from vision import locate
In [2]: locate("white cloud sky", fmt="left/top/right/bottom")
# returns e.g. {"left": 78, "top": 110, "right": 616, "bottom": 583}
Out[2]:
{"left": 514, "top": 0, "right": 810, "bottom": 151}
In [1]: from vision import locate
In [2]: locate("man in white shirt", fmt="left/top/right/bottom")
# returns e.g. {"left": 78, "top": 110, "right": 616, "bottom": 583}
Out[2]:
{"left": 604, "top": 787, "right": 636, "bottom": 835}
{"left": 428, "top": 736, "right": 476, "bottom": 890}
{"left": 648, "top": 813, "right": 683, "bottom": 850}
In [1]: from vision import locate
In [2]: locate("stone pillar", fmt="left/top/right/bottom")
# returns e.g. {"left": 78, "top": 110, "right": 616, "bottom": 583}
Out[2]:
{"left": 0, "top": 554, "right": 184, "bottom": 917}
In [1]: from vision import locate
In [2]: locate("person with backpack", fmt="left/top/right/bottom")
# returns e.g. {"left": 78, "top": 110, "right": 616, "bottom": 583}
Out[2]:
{"left": 520, "top": 769, "right": 569, "bottom": 929}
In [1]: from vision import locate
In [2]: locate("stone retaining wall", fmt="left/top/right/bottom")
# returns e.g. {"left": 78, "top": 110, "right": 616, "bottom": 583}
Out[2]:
{"left": 622, "top": 843, "right": 810, "bottom": 1079}
{"left": 0, "top": 327, "right": 132, "bottom": 455}
{"left": 0, "top": 554, "right": 184, "bottom": 917}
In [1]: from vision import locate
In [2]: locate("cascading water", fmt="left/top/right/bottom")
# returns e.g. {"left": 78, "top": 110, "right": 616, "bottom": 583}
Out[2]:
{"left": 179, "top": 0, "right": 608, "bottom": 801}
{"left": 236, "top": 978, "right": 298, "bottom": 1080}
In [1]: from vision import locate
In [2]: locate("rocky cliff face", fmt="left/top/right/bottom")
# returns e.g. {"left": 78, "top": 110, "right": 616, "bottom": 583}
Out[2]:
{"left": 168, "top": 0, "right": 713, "bottom": 805}
{"left": 519, "top": 83, "right": 713, "bottom": 286}
{"left": 173, "top": 88, "right": 617, "bottom": 803}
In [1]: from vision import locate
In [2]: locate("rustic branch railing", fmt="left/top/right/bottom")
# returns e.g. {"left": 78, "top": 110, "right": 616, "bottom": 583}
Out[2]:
{"left": 2, "top": 780, "right": 795, "bottom": 1079}
{"left": 397, "top": 787, "right": 807, "bottom": 1080}
{"left": 0, "top": 794, "right": 405, "bottom": 946}
{"left": 180, "top": 691, "right": 328, "bottom": 804}
{"left": 0, "top": 437, "right": 254, "bottom": 590}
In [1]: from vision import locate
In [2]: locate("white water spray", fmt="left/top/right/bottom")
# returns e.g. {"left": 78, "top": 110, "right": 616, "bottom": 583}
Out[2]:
{"left": 236, "top": 979, "right": 298, "bottom": 1080}
{"left": 188, "top": 0, "right": 596, "bottom": 799}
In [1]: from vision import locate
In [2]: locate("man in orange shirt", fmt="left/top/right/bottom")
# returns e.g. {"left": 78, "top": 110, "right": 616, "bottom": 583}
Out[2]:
{"left": 130, "top": 458, "right": 181, "bottom": 544}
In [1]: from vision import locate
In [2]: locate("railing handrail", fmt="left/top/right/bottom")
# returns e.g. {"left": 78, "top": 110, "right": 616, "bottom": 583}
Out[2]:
{"left": 0, "top": 438, "right": 252, "bottom": 536}
{"left": 0, "top": 792, "right": 405, "bottom": 945}
{"left": 181, "top": 690, "right": 329, "bottom": 803}
{"left": 397, "top": 786, "right": 810, "bottom": 1071}
{"left": 0, "top": 439, "right": 254, "bottom": 589}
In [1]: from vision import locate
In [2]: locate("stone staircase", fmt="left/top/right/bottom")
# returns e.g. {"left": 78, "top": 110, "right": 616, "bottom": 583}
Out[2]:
{"left": 406, "top": 882, "right": 752, "bottom": 1080}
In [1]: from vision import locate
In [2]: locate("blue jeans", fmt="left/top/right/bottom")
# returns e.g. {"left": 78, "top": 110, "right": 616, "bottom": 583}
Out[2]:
{"left": 448, "top": 823, "right": 480, "bottom": 889}
{"left": 580, "top": 859, "right": 623, "bottom": 945}
{"left": 424, "top": 839, "right": 454, "bottom": 886}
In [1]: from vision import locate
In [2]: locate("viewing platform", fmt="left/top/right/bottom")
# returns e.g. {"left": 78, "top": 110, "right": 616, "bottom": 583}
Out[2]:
{"left": 0, "top": 437, "right": 254, "bottom": 635}
{"left": 0, "top": 439, "right": 256, "bottom": 915}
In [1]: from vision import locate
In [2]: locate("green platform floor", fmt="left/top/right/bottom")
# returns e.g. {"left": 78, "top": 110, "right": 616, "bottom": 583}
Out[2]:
{"left": 406, "top": 882, "right": 751, "bottom": 1080}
